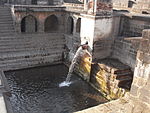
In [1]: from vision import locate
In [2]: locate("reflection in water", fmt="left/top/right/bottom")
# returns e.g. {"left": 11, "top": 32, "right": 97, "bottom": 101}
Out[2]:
{"left": 5, "top": 64, "right": 107, "bottom": 113}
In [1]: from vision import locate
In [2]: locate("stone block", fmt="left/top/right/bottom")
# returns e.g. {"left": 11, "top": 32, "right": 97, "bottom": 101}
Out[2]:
{"left": 142, "top": 29, "right": 150, "bottom": 39}
{"left": 130, "top": 85, "right": 139, "bottom": 97}
{"left": 139, "top": 39, "right": 149, "bottom": 53}
{"left": 132, "top": 102, "right": 145, "bottom": 113}
{"left": 137, "top": 77, "right": 147, "bottom": 87}
{"left": 139, "top": 88, "right": 150, "bottom": 98}
{"left": 143, "top": 53, "right": 150, "bottom": 63}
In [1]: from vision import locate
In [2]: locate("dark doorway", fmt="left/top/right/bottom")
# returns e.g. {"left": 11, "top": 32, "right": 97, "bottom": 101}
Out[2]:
{"left": 67, "top": 17, "right": 74, "bottom": 34}
{"left": 21, "top": 15, "right": 37, "bottom": 33}
{"left": 44, "top": 15, "right": 59, "bottom": 32}
{"left": 76, "top": 18, "right": 81, "bottom": 33}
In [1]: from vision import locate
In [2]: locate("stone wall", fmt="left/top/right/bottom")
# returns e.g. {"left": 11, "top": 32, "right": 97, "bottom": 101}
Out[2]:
{"left": 132, "top": 0, "right": 150, "bottom": 13}
{"left": 111, "top": 37, "right": 141, "bottom": 70}
{"left": 119, "top": 15, "right": 150, "bottom": 37}
{"left": 13, "top": 6, "right": 66, "bottom": 33}
{"left": 112, "top": 0, "right": 129, "bottom": 8}
{"left": 130, "top": 29, "right": 150, "bottom": 108}
{"left": 92, "top": 16, "right": 113, "bottom": 60}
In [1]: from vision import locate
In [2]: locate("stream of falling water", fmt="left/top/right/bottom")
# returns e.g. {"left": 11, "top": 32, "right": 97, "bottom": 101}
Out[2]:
{"left": 59, "top": 46, "right": 83, "bottom": 87}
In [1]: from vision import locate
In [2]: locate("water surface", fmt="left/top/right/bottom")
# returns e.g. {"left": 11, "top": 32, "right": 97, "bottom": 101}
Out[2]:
{"left": 5, "top": 64, "right": 107, "bottom": 113}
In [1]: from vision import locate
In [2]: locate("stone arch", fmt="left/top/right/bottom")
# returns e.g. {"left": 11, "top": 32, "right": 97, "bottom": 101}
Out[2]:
{"left": 76, "top": 18, "right": 81, "bottom": 33}
{"left": 67, "top": 16, "right": 74, "bottom": 34}
{"left": 21, "top": 15, "right": 38, "bottom": 33}
{"left": 44, "top": 15, "right": 59, "bottom": 32}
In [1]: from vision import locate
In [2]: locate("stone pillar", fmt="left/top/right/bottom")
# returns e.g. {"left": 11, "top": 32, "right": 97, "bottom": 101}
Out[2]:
{"left": 81, "top": 0, "right": 113, "bottom": 59}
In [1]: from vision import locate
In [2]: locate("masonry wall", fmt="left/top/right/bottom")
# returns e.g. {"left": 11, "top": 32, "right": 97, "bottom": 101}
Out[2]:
{"left": 111, "top": 38, "right": 141, "bottom": 70}
{"left": 132, "top": 0, "right": 150, "bottom": 13}
{"left": 119, "top": 16, "right": 150, "bottom": 37}
{"left": 92, "top": 17, "right": 113, "bottom": 60}
{"left": 130, "top": 29, "right": 150, "bottom": 110}
{"left": 112, "top": 0, "right": 129, "bottom": 8}
{"left": 13, "top": 6, "right": 66, "bottom": 33}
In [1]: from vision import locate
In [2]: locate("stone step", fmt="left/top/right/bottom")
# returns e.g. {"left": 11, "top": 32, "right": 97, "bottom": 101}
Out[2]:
{"left": 0, "top": 23, "right": 13, "bottom": 26}
{"left": 0, "top": 18, "right": 12, "bottom": 21}
{"left": 0, "top": 22, "right": 13, "bottom": 25}
{"left": 0, "top": 11, "right": 12, "bottom": 14}
{"left": 0, "top": 29, "right": 15, "bottom": 32}
{"left": 0, "top": 12, "right": 12, "bottom": 15}
{"left": 0, "top": 38, "right": 64, "bottom": 45}
{"left": 0, "top": 33, "right": 15, "bottom": 36}
{"left": 0, "top": 40, "right": 65, "bottom": 47}
{"left": 0, "top": 25, "right": 13, "bottom": 28}
{"left": 0, "top": 54, "right": 63, "bottom": 70}
{"left": 0, "top": 11, "right": 11, "bottom": 13}
{"left": 0, "top": 50, "right": 63, "bottom": 64}
{"left": 0, "top": 44, "right": 64, "bottom": 53}
{"left": 0, "top": 8, "right": 10, "bottom": 10}
{"left": 0, "top": 48, "right": 65, "bottom": 60}
{"left": 0, "top": 47, "right": 63, "bottom": 55}
{"left": 0, "top": 36, "right": 64, "bottom": 41}
{"left": 0, "top": 16, "right": 13, "bottom": 19}
{"left": 0, "top": 26, "right": 14, "bottom": 30}
{"left": 0, "top": 54, "right": 63, "bottom": 71}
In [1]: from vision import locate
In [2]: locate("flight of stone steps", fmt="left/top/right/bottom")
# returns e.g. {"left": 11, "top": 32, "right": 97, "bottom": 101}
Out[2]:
{"left": 0, "top": 6, "right": 65, "bottom": 71}
{"left": 0, "top": 6, "right": 15, "bottom": 37}
{"left": 0, "top": 33, "right": 65, "bottom": 71}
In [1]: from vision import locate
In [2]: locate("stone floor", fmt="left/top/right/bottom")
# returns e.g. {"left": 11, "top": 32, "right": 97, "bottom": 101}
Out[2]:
{"left": 75, "top": 93, "right": 150, "bottom": 113}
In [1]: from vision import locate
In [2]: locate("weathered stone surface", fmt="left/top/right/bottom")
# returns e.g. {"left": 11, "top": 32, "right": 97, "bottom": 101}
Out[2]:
{"left": 91, "top": 58, "right": 133, "bottom": 99}
{"left": 111, "top": 37, "right": 141, "bottom": 70}
{"left": 119, "top": 16, "right": 150, "bottom": 37}
{"left": 0, "top": 33, "right": 65, "bottom": 71}
{"left": 130, "top": 85, "right": 139, "bottom": 97}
